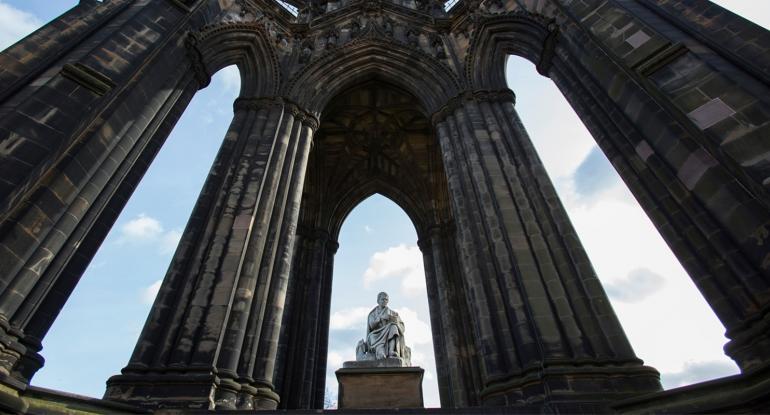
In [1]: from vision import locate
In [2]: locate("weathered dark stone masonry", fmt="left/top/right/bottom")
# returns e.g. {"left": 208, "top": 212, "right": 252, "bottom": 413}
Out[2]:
{"left": 0, "top": 0, "right": 768, "bottom": 413}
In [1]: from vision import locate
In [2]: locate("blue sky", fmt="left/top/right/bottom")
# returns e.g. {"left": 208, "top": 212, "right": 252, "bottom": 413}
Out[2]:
{"left": 1, "top": 0, "right": 769, "bottom": 408}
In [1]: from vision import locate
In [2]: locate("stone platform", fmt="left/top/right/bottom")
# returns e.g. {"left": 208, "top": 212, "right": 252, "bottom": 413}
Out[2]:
{"left": 336, "top": 366, "right": 424, "bottom": 409}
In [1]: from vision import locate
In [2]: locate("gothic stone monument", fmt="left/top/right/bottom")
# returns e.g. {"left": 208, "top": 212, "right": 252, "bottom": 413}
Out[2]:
{"left": 0, "top": 0, "right": 769, "bottom": 413}
{"left": 336, "top": 292, "right": 424, "bottom": 409}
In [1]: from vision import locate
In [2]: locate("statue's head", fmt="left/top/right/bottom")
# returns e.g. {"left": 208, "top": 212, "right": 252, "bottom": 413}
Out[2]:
{"left": 377, "top": 292, "right": 389, "bottom": 307}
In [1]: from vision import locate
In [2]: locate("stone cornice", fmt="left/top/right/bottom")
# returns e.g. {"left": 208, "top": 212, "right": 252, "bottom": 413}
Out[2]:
{"left": 431, "top": 88, "right": 515, "bottom": 125}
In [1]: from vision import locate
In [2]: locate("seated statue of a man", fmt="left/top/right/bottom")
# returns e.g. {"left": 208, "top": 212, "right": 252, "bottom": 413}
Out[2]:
{"left": 356, "top": 292, "right": 411, "bottom": 365}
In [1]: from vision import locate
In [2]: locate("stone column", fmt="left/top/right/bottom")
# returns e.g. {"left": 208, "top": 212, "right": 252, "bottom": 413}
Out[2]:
{"left": 276, "top": 227, "right": 338, "bottom": 409}
{"left": 0, "top": 0, "right": 225, "bottom": 397}
{"left": 547, "top": 43, "right": 770, "bottom": 374}
{"left": 542, "top": 0, "right": 770, "bottom": 374}
{"left": 431, "top": 89, "right": 661, "bottom": 409}
{"left": 104, "top": 96, "right": 318, "bottom": 410}
{"left": 0, "top": 61, "right": 200, "bottom": 394}
{"left": 418, "top": 222, "right": 481, "bottom": 407}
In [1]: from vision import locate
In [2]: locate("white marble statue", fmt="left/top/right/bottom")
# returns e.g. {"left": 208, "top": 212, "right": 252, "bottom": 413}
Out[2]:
{"left": 355, "top": 292, "right": 411, "bottom": 366}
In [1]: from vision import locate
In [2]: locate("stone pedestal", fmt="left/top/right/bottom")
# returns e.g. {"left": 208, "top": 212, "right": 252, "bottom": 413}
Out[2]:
{"left": 336, "top": 367, "right": 424, "bottom": 409}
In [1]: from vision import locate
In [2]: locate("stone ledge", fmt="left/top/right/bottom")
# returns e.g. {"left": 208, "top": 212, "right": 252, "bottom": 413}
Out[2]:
{"left": 22, "top": 386, "right": 149, "bottom": 414}
{"left": 612, "top": 365, "right": 770, "bottom": 413}
{"left": 343, "top": 358, "right": 407, "bottom": 369}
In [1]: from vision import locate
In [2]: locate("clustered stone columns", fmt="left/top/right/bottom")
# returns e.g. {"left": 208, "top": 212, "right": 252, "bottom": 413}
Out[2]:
{"left": 104, "top": 96, "right": 318, "bottom": 410}
{"left": 275, "top": 227, "right": 338, "bottom": 409}
{"left": 431, "top": 89, "right": 662, "bottom": 409}
{"left": 418, "top": 222, "right": 481, "bottom": 407}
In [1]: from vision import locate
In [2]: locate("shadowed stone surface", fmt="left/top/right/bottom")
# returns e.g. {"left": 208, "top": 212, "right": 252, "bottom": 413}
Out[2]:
{"left": 0, "top": 0, "right": 768, "bottom": 413}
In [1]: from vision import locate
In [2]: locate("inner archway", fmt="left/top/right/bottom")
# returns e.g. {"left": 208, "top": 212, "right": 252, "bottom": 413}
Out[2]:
{"left": 324, "top": 194, "right": 439, "bottom": 408}
{"left": 276, "top": 80, "right": 477, "bottom": 409}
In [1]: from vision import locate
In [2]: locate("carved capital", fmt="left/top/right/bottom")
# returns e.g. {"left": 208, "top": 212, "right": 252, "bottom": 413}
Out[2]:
{"left": 417, "top": 237, "right": 432, "bottom": 252}
{"left": 474, "top": 88, "right": 516, "bottom": 104}
{"left": 234, "top": 96, "right": 319, "bottom": 129}
{"left": 302, "top": 114, "right": 320, "bottom": 130}
{"left": 327, "top": 239, "right": 340, "bottom": 255}
{"left": 184, "top": 32, "right": 210, "bottom": 89}
{"left": 536, "top": 21, "right": 559, "bottom": 76}
{"left": 287, "top": 103, "right": 303, "bottom": 118}
{"left": 431, "top": 89, "right": 516, "bottom": 125}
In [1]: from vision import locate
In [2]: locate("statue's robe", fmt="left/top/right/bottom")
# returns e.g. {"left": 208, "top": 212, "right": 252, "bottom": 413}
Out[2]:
{"left": 366, "top": 305, "right": 406, "bottom": 359}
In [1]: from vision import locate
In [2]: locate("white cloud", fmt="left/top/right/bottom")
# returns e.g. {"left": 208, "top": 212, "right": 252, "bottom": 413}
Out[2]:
{"left": 363, "top": 244, "right": 425, "bottom": 296}
{"left": 364, "top": 225, "right": 373, "bottom": 233}
{"left": 327, "top": 351, "right": 345, "bottom": 368}
{"left": 329, "top": 307, "right": 370, "bottom": 330}
{"left": 121, "top": 214, "right": 163, "bottom": 240}
{"left": 217, "top": 65, "right": 241, "bottom": 93}
{"left": 0, "top": 2, "right": 42, "bottom": 51}
{"left": 141, "top": 279, "right": 162, "bottom": 305}
{"left": 160, "top": 229, "right": 183, "bottom": 254}
{"left": 604, "top": 268, "right": 666, "bottom": 303}
{"left": 397, "top": 307, "right": 432, "bottom": 345}
{"left": 118, "top": 214, "right": 183, "bottom": 255}
{"left": 662, "top": 360, "right": 738, "bottom": 389}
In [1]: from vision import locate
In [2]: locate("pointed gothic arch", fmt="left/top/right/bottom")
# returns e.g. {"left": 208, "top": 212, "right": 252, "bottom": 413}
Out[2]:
{"left": 190, "top": 22, "right": 281, "bottom": 96}
{"left": 0, "top": 0, "right": 767, "bottom": 413}
{"left": 285, "top": 38, "right": 462, "bottom": 114}
{"left": 276, "top": 78, "right": 480, "bottom": 408}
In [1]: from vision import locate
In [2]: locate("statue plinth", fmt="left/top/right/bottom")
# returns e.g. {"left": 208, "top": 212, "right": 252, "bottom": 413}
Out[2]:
{"left": 336, "top": 364, "right": 424, "bottom": 409}
{"left": 343, "top": 357, "right": 407, "bottom": 368}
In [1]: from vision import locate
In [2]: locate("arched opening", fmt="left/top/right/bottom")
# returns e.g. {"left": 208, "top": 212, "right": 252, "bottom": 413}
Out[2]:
{"left": 277, "top": 79, "right": 476, "bottom": 409}
{"left": 324, "top": 194, "right": 439, "bottom": 408}
{"left": 30, "top": 65, "right": 242, "bottom": 397}
{"left": 0, "top": 0, "right": 767, "bottom": 411}
{"left": 504, "top": 55, "right": 738, "bottom": 389}
{"left": 461, "top": 2, "right": 770, "bottom": 391}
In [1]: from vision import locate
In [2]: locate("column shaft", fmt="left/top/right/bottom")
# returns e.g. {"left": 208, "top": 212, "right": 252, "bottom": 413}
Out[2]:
{"left": 420, "top": 223, "right": 481, "bottom": 407}
{"left": 550, "top": 52, "right": 770, "bottom": 372}
{"left": 276, "top": 228, "right": 337, "bottom": 409}
{"left": 105, "top": 97, "right": 318, "bottom": 410}
{"left": 432, "top": 90, "right": 661, "bottom": 408}
{"left": 0, "top": 0, "right": 218, "bottom": 391}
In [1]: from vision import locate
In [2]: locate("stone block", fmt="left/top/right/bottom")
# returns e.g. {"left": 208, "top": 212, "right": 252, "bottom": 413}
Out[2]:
{"left": 336, "top": 366, "right": 424, "bottom": 409}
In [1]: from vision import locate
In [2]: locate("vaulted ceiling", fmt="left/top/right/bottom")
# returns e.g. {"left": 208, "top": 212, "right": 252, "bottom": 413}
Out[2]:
{"left": 298, "top": 80, "right": 452, "bottom": 239}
